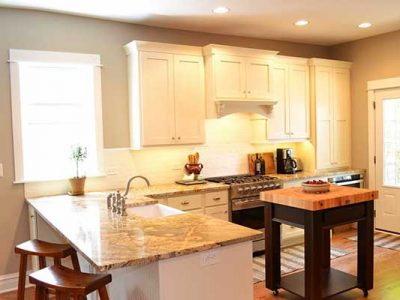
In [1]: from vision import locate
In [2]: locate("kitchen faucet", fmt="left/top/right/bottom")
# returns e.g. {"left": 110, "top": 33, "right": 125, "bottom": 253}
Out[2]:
{"left": 107, "top": 175, "right": 150, "bottom": 216}
{"left": 123, "top": 175, "right": 150, "bottom": 197}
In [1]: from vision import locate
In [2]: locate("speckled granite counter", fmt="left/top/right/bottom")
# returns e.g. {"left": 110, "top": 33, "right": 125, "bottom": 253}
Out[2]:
{"left": 271, "top": 169, "right": 365, "bottom": 182}
{"left": 26, "top": 193, "right": 261, "bottom": 271}
{"left": 130, "top": 181, "right": 229, "bottom": 199}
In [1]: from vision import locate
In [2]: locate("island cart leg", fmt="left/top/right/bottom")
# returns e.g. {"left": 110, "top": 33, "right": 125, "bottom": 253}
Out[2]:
{"left": 357, "top": 201, "right": 374, "bottom": 296}
{"left": 322, "top": 228, "right": 331, "bottom": 269}
{"left": 304, "top": 211, "right": 323, "bottom": 300}
{"left": 265, "top": 203, "right": 281, "bottom": 295}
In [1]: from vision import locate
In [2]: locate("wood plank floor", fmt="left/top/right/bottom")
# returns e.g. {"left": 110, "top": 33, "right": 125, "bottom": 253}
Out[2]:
{"left": 2, "top": 230, "right": 400, "bottom": 300}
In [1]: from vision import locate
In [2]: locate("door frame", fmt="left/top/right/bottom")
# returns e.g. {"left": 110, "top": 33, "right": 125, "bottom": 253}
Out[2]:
{"left": 367, "top": 77, "right": 400, "bottom": 189}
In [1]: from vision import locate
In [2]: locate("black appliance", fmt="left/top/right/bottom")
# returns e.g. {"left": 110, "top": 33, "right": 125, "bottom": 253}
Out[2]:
{"left": 205, "top": 174, "right": 282, "bottom": 252}
{"left": 276, "top": 148, "right": 297, "bottom": 174}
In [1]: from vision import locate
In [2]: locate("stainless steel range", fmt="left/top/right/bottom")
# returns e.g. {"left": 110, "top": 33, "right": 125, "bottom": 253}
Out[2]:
{"left": 206, "top": 174, "right": 282, "bottom": 252}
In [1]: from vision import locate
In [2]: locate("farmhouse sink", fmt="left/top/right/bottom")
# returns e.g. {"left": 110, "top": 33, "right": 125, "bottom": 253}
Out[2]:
{"left": 127, "top": 204, "right": 184, "bottom": 218}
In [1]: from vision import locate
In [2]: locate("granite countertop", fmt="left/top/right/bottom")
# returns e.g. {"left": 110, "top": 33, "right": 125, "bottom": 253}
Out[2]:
{"left": 260, "top": 185, "right": 378, "bottom": 211}
{"left": 27, "top": 193, "right": 261, "bottom": 271}
{"left": 271, "top": 169, "right": 365, "bottom": 182}
{"left": 130, "top": 181, "right": 229, "bottom": 199}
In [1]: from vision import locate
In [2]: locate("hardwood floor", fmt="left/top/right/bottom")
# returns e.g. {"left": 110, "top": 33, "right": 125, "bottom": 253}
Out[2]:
{"left": 1, "top": 230, "right": 400, "bottom": 300}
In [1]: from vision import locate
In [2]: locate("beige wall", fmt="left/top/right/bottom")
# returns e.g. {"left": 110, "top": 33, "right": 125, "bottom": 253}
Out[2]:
{"left": 330, "top": 30, "right": 400, "bottom": 172}
{"left": 0, "top": 8, "right": 330, "bottom": 276}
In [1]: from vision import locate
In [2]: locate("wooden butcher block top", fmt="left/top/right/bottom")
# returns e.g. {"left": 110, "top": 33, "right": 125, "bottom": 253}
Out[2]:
{"left": 260, "top": 185, "right": 378, "bottom": 211}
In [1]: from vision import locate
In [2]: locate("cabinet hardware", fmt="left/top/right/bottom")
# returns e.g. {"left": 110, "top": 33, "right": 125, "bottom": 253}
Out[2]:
{"left": 248, "top": 91, "right": 251, "bottom": 94}
{"left": 213, "top": 197, "right": 221, "bottom": 201}
{"left": 181, "top": 201, "right": 189, "bottom": 205}
{"left": 172, "top": 137, "right": 175, "bottom": 140}
{"left": 243, "top": 90, "right": 246, "bottom": 94}
{"left": 177, "top": 137, "right": 181, "bottom": 140}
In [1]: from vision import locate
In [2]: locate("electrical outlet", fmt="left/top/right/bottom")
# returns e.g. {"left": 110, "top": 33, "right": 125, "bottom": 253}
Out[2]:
{"left": 106, "top": 168, "right": 118, "bottom": 176}
{"left": 0, "top": 163, "right": 3, "bottom": 177}
{"left": 200, "top": 250, "right": 220, "bottom": 267}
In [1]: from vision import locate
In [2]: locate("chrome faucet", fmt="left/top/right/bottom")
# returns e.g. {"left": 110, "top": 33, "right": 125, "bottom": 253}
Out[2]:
{"left": 123, "top": 175, "right": 150, "bottom": 197}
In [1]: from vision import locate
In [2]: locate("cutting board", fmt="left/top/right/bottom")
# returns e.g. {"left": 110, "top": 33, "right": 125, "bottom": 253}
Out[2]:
{"left": 248, "top": 152, "right": 275, "bottom": 175}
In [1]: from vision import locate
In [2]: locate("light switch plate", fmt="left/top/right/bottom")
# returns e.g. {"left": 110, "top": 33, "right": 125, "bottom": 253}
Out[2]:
{"left": 0, "top": 164, "right": 3, "bottom": 177}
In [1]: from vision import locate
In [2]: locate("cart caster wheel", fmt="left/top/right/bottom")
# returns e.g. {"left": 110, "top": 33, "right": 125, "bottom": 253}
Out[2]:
{"left": 363, "top": 290, "right": 369, "bottom": 297}
{"left": 273, "top": 289, "right": 279, "bottom": 296}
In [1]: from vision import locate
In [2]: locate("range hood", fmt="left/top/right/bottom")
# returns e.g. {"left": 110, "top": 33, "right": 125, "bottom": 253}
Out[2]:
{"left": 214, "top": 99, "right": 278, "bottom": 118}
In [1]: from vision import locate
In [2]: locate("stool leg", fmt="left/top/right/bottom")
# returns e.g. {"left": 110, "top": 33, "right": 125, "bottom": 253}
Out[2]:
{"left": 17, "top": 254, "right": 28, "bottom": 300}
{"left": 98, "top": 287, "right": 109, "bottom": 300}
{"left": 70, "top": 252, "right": 81, "bottom": 271}
{"left": 38, "top": 256, "right": 46, "bottom": 269}
{"left": 54, "top": 257, "right": 62, "bottom": 266}
{"left": 35, "top": 286, "right": 46, "bottom": 300}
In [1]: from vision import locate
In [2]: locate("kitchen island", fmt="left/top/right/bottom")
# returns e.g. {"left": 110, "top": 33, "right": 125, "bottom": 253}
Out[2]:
{"left": 261, "top": 185, "right": 378, "bottom": 300}
{"left": 26, "top": 192, "right": 261, "bottom": 300}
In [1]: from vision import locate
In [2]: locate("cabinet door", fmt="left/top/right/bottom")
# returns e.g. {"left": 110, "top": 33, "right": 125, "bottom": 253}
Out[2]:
{"left": 214, "top": 55, "right": 246, "bottom": 99}
{"left": 246, "top": 58, "right": 272, "bottom": 100}
{"left": 267, "top": 63, "right": 290, "bottom": 140}
{"left": 289, "top": 65, "right": 310, "bottom": 139}
{"left": 315, "top": 66, "right": 334, "bottom": 169}
{"left": 140, "top": 52, "right": 175, "bottom": 146}
{"left": 174, "top": 55, "right": 205, "bottom": 144}
{"left": 205, "top": 205, "right": 229, "bottom": 221}
{"left": 332, "top": 68, "right": 351, "bottom": 167}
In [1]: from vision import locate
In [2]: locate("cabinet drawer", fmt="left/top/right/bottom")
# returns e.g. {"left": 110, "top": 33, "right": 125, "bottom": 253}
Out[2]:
{"left": 167, "top": 194, "right": 202, "bottom": 211}
{"left": 205, "top": 205, "right": 229, "bottom": 221}
{"left": 205, "top": 191, "right": 228, "bottom": 207}
{"left": 187, "top": 209, "right": 204, "bottom": 215}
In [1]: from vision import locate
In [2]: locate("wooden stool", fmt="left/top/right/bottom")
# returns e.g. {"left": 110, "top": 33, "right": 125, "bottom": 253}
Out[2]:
{"left": 15, "top": 239, "right": 81, "bottom": 300}
{"left": 29, "top": 265, "right": 112, "bottom": 300}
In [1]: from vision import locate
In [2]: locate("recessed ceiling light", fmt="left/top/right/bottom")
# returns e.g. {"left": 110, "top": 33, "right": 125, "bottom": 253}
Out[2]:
{"left": 213, "top": 6, "right": 230, "bottom": 14}
{"left": 294, "top": 19, "right": 309, "bottom": 26}
{"left": 358, "top": 22, "right": 372, "bottom": 28}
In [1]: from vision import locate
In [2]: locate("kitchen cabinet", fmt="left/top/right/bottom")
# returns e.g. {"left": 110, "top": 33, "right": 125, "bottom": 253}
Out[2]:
{"left": 165, "top": 190, "right": 229, "bottom": 221}
{"left": 124, "top": 41, "right": 205, "bottom": 149}
{"left": 251, "top": 57, "right": 310, "bottom": 142}
{"left": 203, "top": 44, "right": 278, "bottom": 117}
{"left": 310, "top": 58, "right": 352, "bottom": 170}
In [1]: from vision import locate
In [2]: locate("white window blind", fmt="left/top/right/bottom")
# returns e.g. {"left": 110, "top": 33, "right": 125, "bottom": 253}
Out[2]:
{"left": 9, "top": 49, "right": 104, "bottom": 182}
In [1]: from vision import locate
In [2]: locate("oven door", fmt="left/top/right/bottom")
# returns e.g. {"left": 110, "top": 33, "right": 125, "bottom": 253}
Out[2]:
{"left": 231, "top": 206, "right": 265, "bottom": 231}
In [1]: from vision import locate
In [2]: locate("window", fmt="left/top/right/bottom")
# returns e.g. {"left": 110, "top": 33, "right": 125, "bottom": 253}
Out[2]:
{"left": 9, "top": 49, "right": 104, "bottom": 182}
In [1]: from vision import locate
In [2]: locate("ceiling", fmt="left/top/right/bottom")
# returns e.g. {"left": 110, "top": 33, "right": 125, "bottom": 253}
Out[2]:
{"left": 1, "top": 0, "right": 400, "bottom": 46}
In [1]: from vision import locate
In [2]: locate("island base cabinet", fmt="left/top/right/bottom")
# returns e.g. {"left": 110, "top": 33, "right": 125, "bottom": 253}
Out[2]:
{"left": 104, "top": 242, "right": 253, "bottom": 300}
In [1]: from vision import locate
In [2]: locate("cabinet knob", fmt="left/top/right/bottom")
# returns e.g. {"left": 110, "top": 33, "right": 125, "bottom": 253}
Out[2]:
{"left": 177, "top": 137, "right": 181, "bottom": 140}
{"left": 243, "top": 90, "right": 246, "bottom": 94}
{"left": 248, "top": 91, "right": 251, "bottom": 94}
{"left": 172, "top": 137, "right": 175, "bottom": 140}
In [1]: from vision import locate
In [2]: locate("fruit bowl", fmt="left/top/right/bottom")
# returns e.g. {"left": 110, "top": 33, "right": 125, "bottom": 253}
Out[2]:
{"left": 302, "top": 180, "right": 330, "bottom": 193}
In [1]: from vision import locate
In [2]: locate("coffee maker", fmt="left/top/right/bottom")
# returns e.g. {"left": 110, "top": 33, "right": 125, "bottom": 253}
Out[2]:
{"left": 276, "top": 148, "right": 297, "bottom": 174}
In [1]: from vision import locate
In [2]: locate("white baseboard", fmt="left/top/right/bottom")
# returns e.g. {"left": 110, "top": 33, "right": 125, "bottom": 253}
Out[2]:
{"left": 0, "top": 270, "right": 33, "bottom": 294}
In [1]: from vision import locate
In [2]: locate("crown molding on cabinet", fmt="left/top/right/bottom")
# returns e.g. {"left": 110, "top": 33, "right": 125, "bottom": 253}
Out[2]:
{"left": 309, "top": 58, "right": 352, "bottom": 68}
{"left": 124, "top": 40, "right": 203, "bottom": 56}
{"left": 203, "top": 44, "right": 279, "bottom": 59}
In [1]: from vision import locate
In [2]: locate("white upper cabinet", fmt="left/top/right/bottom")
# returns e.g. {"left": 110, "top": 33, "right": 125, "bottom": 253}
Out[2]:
{"left": 310, "top": 58, "right": 351, "bottom": 170}
{"left": 203, "top": 44, "right": 278, "bottom": 117}
{"left": 124, "top": 41, "right": 205, "bottom": 149}
{"left": 251, "top": 57, "right": 310, "bottom": 142}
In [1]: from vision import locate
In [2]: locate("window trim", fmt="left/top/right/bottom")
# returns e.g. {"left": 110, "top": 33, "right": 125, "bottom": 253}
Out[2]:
{"left": 9, "top": 49, "right": 104, "bottom": 183}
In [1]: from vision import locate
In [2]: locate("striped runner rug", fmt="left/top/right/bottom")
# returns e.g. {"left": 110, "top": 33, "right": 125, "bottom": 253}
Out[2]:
{"left": 346, "top": 231, "right": 400, "bottom": 251}
{"left": 253, "top": 245, "right": 350, "bottom": 284}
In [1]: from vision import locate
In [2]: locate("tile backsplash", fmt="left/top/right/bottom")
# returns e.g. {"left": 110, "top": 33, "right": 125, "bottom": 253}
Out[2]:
{"left": 25, "top": 113, "right": 305, "bottom": 198}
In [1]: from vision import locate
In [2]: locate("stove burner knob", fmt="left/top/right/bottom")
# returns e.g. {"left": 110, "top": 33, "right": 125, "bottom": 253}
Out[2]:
{"left": 250, "top": 186, "right": 257, "bottom": 191}
{"left": 257, "top": 185, "right": 263, "bottom": 191}
{"left": 244, "top": 187, "right": 250, "bottom": 193}
{"left": 238, "top": 187, "right": 244, "bottom": 193}
{"left": 263, "top": 184, "right": 271, "bottom": 189}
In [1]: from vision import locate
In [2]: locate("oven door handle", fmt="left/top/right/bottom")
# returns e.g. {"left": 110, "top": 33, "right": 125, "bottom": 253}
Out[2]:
{"left": 334, "top": 179, "right": 364, "bottom": 186}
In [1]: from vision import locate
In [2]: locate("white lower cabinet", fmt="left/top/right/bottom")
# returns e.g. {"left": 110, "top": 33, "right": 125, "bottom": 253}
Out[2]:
{"left": 165, "top": 190, "right": 229, "bottom": 221}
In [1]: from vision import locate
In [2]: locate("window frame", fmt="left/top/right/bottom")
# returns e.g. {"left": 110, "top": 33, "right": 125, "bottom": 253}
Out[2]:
{"left": 9, "top": 49, "right": 104, "bottom": 183}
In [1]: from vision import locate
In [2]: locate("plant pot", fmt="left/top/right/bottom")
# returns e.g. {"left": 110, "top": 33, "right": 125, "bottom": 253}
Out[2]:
{"left": 68, "top": 177, "right": 86, "bottom": 196}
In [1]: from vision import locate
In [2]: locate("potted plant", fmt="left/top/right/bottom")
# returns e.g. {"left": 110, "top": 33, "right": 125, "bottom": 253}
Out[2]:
{"left": 69, "top": 145, "right": 87, "bottom": 196}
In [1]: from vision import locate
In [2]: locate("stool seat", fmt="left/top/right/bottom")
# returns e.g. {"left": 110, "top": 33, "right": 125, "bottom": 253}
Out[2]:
{"left": 15, "top": 239, "right": 76, "bottom": 258}
{"left": 30, "top": 265, "right": 112, "bottom": 296}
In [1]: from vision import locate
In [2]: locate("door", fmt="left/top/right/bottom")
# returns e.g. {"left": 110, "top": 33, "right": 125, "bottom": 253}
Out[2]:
{"left": 139, "top": 52, "right": 175, "bottom": 146}
{"left": 332, "top": 68, "right": 351, "bottom": 167}
{"left": 246, "top": 58, "right": 272, "bottom": 100}
{"left": 174, "top": 55, "right": 205, "bottom": 144}
{"left": 267, "top": 63, "right": 290, "bottom": 140}
{"left": 375, "top": 88, "right": 400, "bottom": 233}
{"left": 315, "top": 66, "right": 334, "bottom": 169}
{"left": 289, "top": 65, "right": 309, "bottom": 139}
{"left": 214, "top": 54, "right": 246, "bottom": 99}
